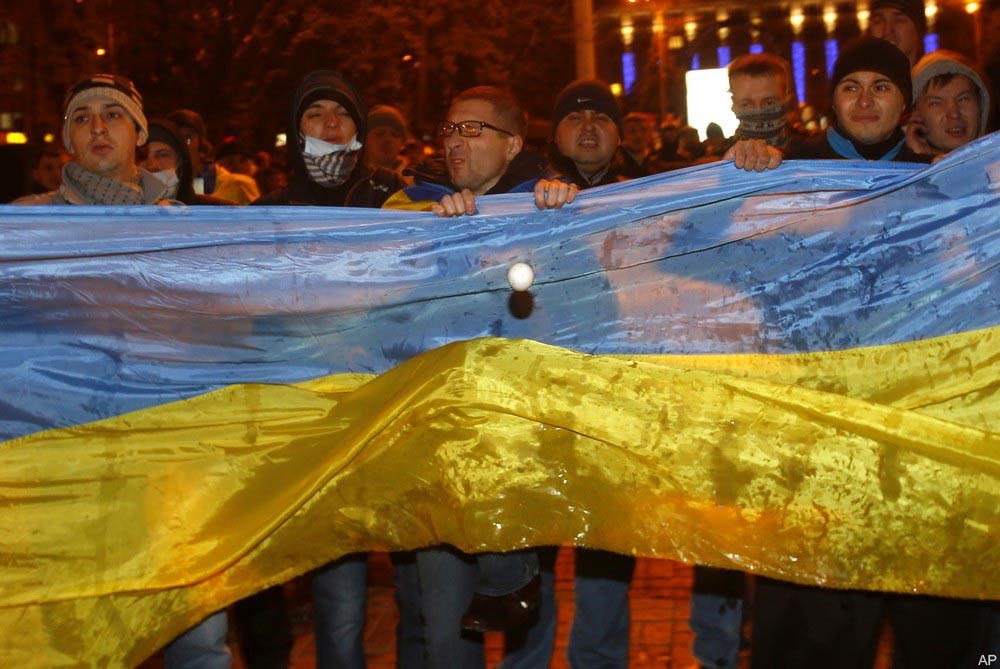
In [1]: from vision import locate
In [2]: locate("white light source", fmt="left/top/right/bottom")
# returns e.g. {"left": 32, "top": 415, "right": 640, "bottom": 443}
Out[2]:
{"left": 790, "top": 7, "right": 805, "bottom": 35}
{"left": 685, "top": 68, "right": 739, "bottom": 141}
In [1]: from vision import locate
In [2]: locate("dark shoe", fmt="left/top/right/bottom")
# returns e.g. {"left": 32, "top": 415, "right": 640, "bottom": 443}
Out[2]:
{"left": 460, "top": 574, "right": 541, "bottom": 632}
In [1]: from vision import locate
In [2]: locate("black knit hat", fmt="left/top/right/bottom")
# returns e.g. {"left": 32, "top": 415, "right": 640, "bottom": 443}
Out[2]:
{"left": 870, "top": 0, "right": 927, "bottom": 34}
{"left": 551, "top": 79, "right": 623, "bottom": 133}
{"left": 293, "top": 70, "right": 366, "bottom": 142}
{"left": 831, "top": 37, "right": 913, "bottom": 109}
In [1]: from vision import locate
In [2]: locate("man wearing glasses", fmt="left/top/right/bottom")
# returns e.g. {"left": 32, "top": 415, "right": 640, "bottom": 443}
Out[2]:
{"left": 383, "top": 85, "right": 576, "bottom": 215}
{"left": 384, "top": 86, "right": 574, "bottom": 668}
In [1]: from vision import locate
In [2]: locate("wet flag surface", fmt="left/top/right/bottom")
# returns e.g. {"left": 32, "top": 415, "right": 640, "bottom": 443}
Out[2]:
{"left": 1, "top": 135, "right": 998, "bottom": 665}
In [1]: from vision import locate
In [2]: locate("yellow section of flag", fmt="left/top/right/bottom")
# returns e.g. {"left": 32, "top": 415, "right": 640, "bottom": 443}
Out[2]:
{"left": 1, "top": 331, "right": 997, "bottom": 665}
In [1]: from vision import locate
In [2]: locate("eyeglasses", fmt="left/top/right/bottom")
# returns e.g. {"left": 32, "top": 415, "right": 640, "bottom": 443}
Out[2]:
{"left": 438, "top": 120, "right": 514, "bottom": 138}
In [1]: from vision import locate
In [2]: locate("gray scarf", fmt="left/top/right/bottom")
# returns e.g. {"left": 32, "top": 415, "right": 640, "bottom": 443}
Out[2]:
{"left": 62, "top": 161, "right": 145, "bottom": 205}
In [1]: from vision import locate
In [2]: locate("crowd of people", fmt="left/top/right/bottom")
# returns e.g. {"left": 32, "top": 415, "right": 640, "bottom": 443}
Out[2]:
{"left": 5, "top": 0, "right": 999, "bottom": 667}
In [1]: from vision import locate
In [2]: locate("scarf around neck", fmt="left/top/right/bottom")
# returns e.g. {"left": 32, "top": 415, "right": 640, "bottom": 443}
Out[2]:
{"left": 62, "top": 161, "right": 146, "bottom": 205}
{"left": 827, "top": 126, "right": 904, "bottom": 161}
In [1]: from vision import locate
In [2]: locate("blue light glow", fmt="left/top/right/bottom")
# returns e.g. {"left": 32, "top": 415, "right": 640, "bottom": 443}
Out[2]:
{"left": 622, "top": 52, "right": 636, "bottom": 94}
{"left": 792, "top": 42, "right": 806, "bottom": 104}
{"left": 925, "top": 33, "right": 939, "bottom": 54}
{"left": 750, "top": 44, "right": 764, "bottom": 54}
{"left": 717, "top": 46, "right": 731, "bottom": 67}
{"left": 825, "top": 40, "right": 838, "bottom": 79}
{"left": 692, "top": 52, "right": 701, "bottom": 70}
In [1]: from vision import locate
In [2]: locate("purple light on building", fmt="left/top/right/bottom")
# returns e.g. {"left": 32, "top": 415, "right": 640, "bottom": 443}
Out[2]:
{"left": 717, "top": 45, "right": 731, "bottom": 67}
{"left": 792, "top": 41, "right": 806, "bottom": 104}
{"left": 825, "top": 39, "right": 838, "bottom": 78}
{"left": 622, "top": 52, "right": 637, "bottom": 94}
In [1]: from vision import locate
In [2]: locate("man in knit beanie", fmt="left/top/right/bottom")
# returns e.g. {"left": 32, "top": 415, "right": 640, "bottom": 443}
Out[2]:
{"left": 909, "top": 49, "right": 994, "bottom": 156}
{"left": 868, "top": 0, "right": 926, "bottom": 66}
{"left": 13, "top": 74, "right": 171, "bottom": 205}
{"left": 365, "top": 104, "right": 409, "bottom": 172}
{"left": 549, "top": 78, "right": 627, "bottom": 187}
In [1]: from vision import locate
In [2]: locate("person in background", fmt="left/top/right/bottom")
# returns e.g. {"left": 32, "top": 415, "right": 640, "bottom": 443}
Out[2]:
{"left": 365, "top": 104, "right": 410, "bottom": 174}
{"left": 27, "top": 144, "right": 68, "bottom": 194}
{"left": 143, "top": 118, "right": 237, "bottom": 205}
{"left": 868, "top": 0, "right": 926, "bottom": 67}
{"left": 702, "top": 122, "right": 727, "bottom": 157}
{"left": 215, "top": 138, "right": 260, "bottom": 179}
{"left": 167, "top": 108, "right": 260, "bottom": 205}
{"left": 907, "top": 49, "right": 994, "bottom": 158}
{"left": 619, "top": 111, "right": 659, "bottom": 178}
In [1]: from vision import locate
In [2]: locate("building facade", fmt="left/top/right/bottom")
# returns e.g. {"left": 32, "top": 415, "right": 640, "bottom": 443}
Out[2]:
{"left": 592, "top": 0, "right": 986, "bottom": 120}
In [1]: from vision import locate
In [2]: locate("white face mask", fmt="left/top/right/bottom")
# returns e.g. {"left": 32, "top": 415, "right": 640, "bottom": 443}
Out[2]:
{"left": 302, "top": 134, "right": 363, "bottom": 158}
{"left": 152, "top": 168, "right": 179, "bottom": 198}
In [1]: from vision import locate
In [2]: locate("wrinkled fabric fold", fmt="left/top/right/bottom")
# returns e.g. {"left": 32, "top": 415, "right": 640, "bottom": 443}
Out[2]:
{"left": 1, "top": 333, "right": 997, "bottom": 666}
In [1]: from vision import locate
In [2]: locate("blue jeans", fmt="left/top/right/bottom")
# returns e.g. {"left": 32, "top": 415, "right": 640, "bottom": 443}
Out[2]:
{"left": 164, "top": 610, "right": 231, "bottom": 669}
{"left": 311, "top": 551, "right": 425, "bottom": 669}
{"left": 391, "top": 551, "right": 427, "bottom": 669}
{"left": 416, "top": 546, "right": 485, "bottom": 669}
{"left": 502, "top": 548, "right": 558, "bottom": 669}
{"left": 567, "top": 548, "right": 634, "bottom": 669}
{"left": 476, "top": 550, "right": 539, "bottom": 596}
{"left": 689, "top": 566, "right": 744, "bottom": 669}
{"left": 312, "top": 553, "right": 368, "bottom": 669}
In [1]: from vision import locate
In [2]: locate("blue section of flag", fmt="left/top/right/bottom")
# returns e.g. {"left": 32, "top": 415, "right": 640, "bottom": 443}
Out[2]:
{"left": 2, "top": 135, "right": 1000, "bottom": 440}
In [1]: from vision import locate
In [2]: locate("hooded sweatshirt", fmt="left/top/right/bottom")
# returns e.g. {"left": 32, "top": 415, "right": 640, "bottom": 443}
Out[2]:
{"left": 255, "top": 70, "right": 403, "bottom": 207}
{"left": 912, "top": 49, "right": 994, "bottom": 139}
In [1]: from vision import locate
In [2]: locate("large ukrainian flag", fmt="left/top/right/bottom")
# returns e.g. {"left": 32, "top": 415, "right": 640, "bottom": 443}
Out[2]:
{"left": 1, "top": 136, "right": 998, "bottom": 665}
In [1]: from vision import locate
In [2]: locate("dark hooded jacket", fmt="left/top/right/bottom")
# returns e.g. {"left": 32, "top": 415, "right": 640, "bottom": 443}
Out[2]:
{"left": 146, "top": 118, "right": 236, "bottom": 206}
{"left": 255, "top": 70, "right": 404, "bottom": 207}
{"left": 545, "top": 144, "right": 630, "bottom": 189}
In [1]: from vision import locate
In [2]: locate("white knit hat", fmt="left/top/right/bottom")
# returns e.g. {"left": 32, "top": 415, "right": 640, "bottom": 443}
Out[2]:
{"left": 62, "top": 74, "right": 148, "bottom": 152}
